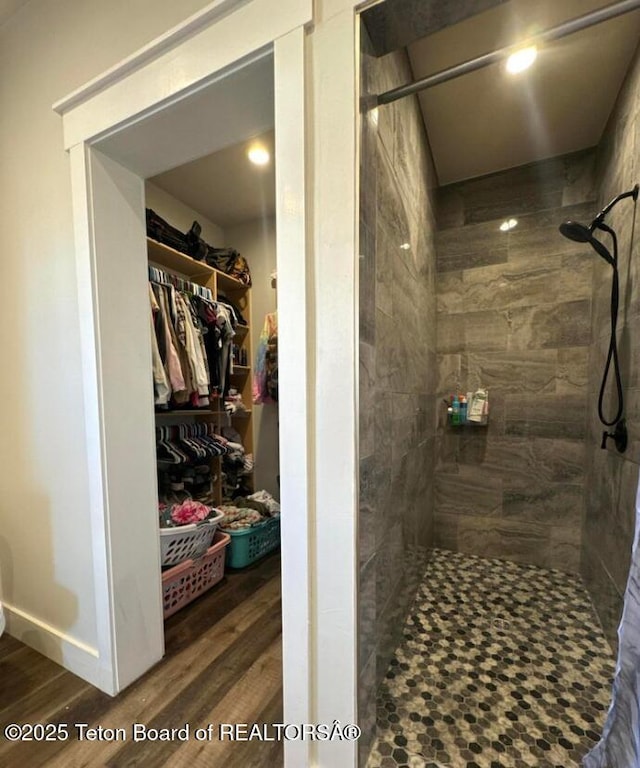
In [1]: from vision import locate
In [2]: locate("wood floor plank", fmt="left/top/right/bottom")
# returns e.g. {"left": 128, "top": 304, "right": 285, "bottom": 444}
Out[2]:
{"left": 0, "top": 646, "right": 69, "bottom": 712}
{"left": 41, "top": 578, "right": 281, "bottom": 768}
{"left": 104, "top": 600, "right": 282, "bottom": 767}
{"left": 1, "top": 555, "right": 282, "bottom": 768}
{"left": 221, "top": 687, "right": 284, "bottom": 768}
{"left": 0, "top": 667, "right": 90, "bottom": 728}
{"left": 0, "top": 633, "right": 24, "bottom": 661}
{"left": 164, "top": 553, "right": 281, "bottom": 652}
{"left": 165, "top": 637, "right": 282, "bottom": 767}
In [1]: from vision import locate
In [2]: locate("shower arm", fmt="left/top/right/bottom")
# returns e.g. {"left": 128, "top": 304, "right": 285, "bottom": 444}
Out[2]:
{"left": 592, "top": 184, "right": 639, "bottom": 228}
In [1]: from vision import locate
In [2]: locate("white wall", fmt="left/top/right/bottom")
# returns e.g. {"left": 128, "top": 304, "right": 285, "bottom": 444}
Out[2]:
{"left": 226, "top": 216, "right": 280, "bottom": 499}
{"left": 0, "top": 0, "right": 218, "bottom": 662}
{"left": 145, "top": 181, "right": 225, "bottom": 246}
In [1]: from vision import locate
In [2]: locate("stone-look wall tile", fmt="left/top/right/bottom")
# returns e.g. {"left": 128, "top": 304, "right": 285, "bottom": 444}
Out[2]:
{"left": 466, "top": 350, "right": 557, "bottom": 395}
{"left": 436, "top": 185, "right": 464, "bottom": 230}
{"left": 507, "top": 218, "right": 593, "bottom": 261}
{"left": 357, "top": 649, "right": 377, "bottom": 768}
{"left": 505, "top": 393, "right": 586, "bottom": 440}
{"left": 437, "top": 270, "right": 464, "bottom": 313}
{"left": 434, "top": 152, "right": 595, "bottom": 573}
{"left": 547, "top": 525, "right": 582, "bottom": 572}
{"left": 359, "top": 341, "right": 375, "bottom": 460}
{"left": 434, "top": 512, "right": 459, "bottom": 550}
{"left": 448, "top": 156, "right": 566, "bottom": 226}
{"left": 436, "top": 219, "right": 508, "bottom": 272}
{"left": 437, "top": 309, "right": 509, "bottom": 353}
{"left": 359, "top": 30, "right": 438, "bottom": 739}
{"left": 359, "top": 554, "right": 377, "bottom": 671}
{"left": 507, "top": 299, "right": 592, "bottom": 351}
{"left": 557, "top": 347, "right": 589, "bottom": 394}
{"left": 435, "top": 465, "right": 503, "bottom": 517}
{"left": 562, "top": 149, "right": 597, "bottom": 206}
{"left": 581, "top": 544, "right": 624, "bottom": 652}
{"left": 359, "top": 453, "right": 377, "bottom": 568}
{"left": 359, "top": 220, "right": 376, "bottom": 346}
{"left": 437, "top": 353, "right": 465, "bottom": 395}
{"left": 457, "top": 516, "right": 551, "bottom": 568}
{"left": 502, "top": 481, "right": 583, "bottom": 526}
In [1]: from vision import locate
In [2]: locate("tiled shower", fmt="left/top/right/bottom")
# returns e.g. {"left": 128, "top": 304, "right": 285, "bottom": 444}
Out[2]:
{"left": 358, "top": 10, "right": 640, "bottom": 768}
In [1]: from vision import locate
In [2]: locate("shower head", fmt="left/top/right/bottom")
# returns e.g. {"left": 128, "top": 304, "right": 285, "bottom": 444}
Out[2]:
{"left": 558, "top": 220, "right": 615, "bottom": 266}
{"left": 558, "top": 184, "right": 638, "bottom": 268}
{"left": 558, "top": 221, "right": 592, "bottom": 243}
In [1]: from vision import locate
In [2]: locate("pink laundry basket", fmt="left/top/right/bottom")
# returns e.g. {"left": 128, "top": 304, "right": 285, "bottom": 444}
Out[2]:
{"left": 161, "top": 531, "right": 230, "bottom": 618}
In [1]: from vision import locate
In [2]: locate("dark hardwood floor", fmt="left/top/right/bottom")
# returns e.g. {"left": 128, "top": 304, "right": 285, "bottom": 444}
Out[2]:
{"left": 0, "top": 553, "right": 283, "bottom": 767}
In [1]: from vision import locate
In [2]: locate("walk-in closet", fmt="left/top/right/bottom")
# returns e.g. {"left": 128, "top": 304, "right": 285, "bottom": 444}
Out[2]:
{"left": 144, "top": 130, "right": 282, "bottom": 726}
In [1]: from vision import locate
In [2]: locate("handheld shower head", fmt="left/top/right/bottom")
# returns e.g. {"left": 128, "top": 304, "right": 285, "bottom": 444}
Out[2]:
{"left": 558, "top": 220, "right": 615, "bottom": 266}
{"left": 558, "top": 221, "right": 592, "bottom": 243}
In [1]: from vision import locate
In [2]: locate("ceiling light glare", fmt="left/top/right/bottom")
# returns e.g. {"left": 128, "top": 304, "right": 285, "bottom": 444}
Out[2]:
{"left": 499, "top": 218, "right": 518, "bottom": 232}
{"left": 248, "top": 146, "right": 270, "bottom": 166}
{"left": 506, "top": 46, "right": 537, "bottom": 75}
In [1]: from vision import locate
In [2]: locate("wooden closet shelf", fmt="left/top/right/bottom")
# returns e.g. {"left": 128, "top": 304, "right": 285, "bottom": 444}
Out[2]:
{"left": 147, "top": 238, "right": 248, "bottom": 289}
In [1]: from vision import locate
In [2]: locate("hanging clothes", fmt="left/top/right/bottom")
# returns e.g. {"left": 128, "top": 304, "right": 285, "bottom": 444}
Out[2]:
{"left": 149, "top": 285, "right": 171, "bottom": 405}
{"left": 253, "top": 311, "right": 278, "bottom": 404}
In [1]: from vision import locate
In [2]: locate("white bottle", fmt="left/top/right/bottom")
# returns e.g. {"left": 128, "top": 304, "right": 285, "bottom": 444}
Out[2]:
{"left": 468, "top": 389, "right": 488, "bottom": 423}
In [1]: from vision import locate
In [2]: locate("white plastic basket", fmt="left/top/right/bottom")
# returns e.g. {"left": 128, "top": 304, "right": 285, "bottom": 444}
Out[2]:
{"left": 159, "top": 509, "right": 224, "bottom": 566}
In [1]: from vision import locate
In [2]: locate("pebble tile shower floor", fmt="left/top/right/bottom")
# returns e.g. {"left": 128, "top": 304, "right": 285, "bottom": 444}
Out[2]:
{"left": 367, "top": 549, "right": 616, "bottom": 768}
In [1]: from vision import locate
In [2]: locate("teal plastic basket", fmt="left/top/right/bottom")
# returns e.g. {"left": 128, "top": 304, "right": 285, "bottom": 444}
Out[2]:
{"left": 225, "top": 516, "right": 281, "bottom": 569}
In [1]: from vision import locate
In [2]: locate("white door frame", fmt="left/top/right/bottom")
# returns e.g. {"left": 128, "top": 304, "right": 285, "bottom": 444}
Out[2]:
{"left": 54, "top": 1, "right": 361, "bottom": 766}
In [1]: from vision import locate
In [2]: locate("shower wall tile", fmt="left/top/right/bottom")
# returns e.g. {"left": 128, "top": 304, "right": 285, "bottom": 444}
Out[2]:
{"left": 437, "top": 309, "right": 509, "bottom": 353}
{"left": 434, "top": 152, "right": 595, "bottom": 572}
{"left": 557, "top": 347, "right": 589, "bottom": 394}
{"left": 433, "top": 512, "right": 459, "bottom": 550}
{"left": 465, "top": 349, "right": 557, "bottom": 395}
{"left": 501, "top": 480, "right": 583, "bottom": 526}
{"left": 436, "top": 219, "right": 509, "bottom": 272}
{"left": 582, "top": 38, "right": 640, "bottom": 648}
{"left": 359, "top": 27, "right": 438, "bottom": 761}
{"left": 506, "top": 299, "right": 592, "bottom": 350}
{"left": 435, "top": 465, "right": 503, "bottom": 517}
{"left": 562, "top": 149, "right": 597, "bottom": 206}
{"left": 456, "top": 516, "right": 550, "bottom": 567}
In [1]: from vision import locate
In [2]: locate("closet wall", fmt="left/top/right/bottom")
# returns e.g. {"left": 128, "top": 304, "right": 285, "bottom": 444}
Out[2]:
{"left": 146, "top": 182, "right": 224, "bottom": 245}
{"left": 358, "top": 25, "right": 438, "bottom": 762}
{"left": 225, "top": 217, "right": 279, "bottom": 499}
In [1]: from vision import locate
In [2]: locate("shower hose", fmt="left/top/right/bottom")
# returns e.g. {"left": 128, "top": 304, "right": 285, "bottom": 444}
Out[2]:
{"left": 597, "top": 223, "right": 624, "bottom": 427}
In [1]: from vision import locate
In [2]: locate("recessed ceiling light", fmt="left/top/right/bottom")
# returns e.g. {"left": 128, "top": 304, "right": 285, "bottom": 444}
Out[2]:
{"left": 499, "top": 218, "right": 518, "bottom": 232}
{"left": 247, "top": 145, "right": 270, "bottom": 166}
{"left": 506, "top": 46, "right": 537, "bottom": 75}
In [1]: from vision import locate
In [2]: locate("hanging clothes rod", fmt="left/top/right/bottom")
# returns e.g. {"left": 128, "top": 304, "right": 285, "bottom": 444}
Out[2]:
{"left": 376, "top": 0, "right": 640, "bottom": 106}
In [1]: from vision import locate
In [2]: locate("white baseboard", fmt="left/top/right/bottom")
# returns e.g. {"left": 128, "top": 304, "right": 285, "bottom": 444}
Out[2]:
{"left": 2, "top": 602, "right": 110, "bottom": 692}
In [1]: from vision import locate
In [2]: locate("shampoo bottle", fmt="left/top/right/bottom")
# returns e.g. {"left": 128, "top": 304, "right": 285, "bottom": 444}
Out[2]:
{"left": 451, "top": 395, "right": 460, "bottom": 425}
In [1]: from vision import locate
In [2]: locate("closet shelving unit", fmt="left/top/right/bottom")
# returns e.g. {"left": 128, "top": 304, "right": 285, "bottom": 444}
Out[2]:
{"left": 148, "top": 237, "right": 254, "bottom": 504}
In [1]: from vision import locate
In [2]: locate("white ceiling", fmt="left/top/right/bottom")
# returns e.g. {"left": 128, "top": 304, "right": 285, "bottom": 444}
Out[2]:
{"left": 149, "top": 130, "right": 275, "bottom": 228}
{"left": 408, "top": 0, "right": 640, "bottom": 184}
{"left": 0, "top": 0, "right": 29, "bottom": 28}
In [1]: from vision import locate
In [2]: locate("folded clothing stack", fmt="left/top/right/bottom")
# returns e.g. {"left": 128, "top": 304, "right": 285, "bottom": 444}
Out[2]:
{"left": 218, "top": 490, "right": 281, "bottom": 531}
